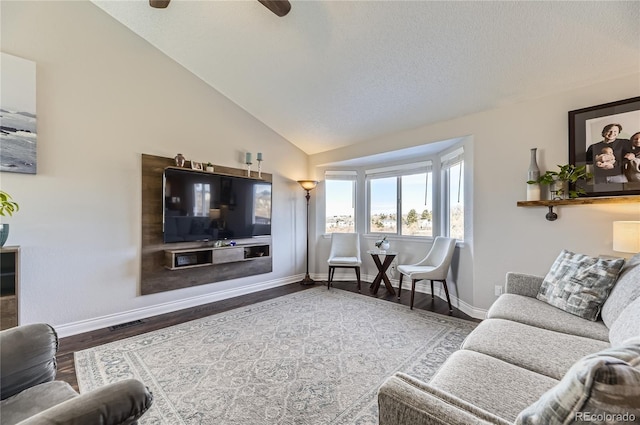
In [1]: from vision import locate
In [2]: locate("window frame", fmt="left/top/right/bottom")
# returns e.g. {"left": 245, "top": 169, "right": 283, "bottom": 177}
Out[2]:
{"left": 365, "top": 161, "right": 433, "bottom": 238}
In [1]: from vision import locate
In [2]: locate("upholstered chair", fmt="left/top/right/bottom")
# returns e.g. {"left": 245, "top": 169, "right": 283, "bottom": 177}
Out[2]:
{"left": 0, "top": 323, "right": 153, "bottom": 425}
{"left": 397, "top": 236, "right": 457, "bottom": 311}
{"left": 327, "top": 233, "right": 362, "bottom": 291}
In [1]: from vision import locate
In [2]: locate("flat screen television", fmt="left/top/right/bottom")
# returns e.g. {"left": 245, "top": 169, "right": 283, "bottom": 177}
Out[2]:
{"left": 162, "top": 168, "right": 272, "bottom": 244}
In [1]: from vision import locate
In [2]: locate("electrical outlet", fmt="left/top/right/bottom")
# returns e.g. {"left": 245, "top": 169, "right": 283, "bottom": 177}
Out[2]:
{"left": 494, "top": 285, "right": 503, "bottom": 296}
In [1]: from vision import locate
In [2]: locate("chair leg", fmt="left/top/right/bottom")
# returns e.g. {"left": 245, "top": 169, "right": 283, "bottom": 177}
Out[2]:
{"left": 355, "top": 267, "right": 361, "bottom": 292}
{"left": 442, "top": 279, "right": 453, "bottom": 312}
{"left": 410, "top": 279, "right": 417, "bottom": 310}
{"left": 430, "top": 280, "right": 434, "bottom": 299}
{"left": 398, "top": 274, "right": 403, "bottom": 299}
{"left": 327, "top": 266, "right": 332, "bottom": 289}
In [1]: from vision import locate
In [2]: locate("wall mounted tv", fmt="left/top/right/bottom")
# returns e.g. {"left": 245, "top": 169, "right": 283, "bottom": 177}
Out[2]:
{"left": 162, "top": 168, "right": 272, "bottom": 244}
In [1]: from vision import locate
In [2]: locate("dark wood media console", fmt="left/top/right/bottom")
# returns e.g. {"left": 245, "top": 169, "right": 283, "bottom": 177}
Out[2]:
{"left": 140, "top": 154, "right": 273, "bottom": 295}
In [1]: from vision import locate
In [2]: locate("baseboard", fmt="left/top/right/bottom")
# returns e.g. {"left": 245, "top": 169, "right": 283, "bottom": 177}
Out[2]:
{"left": 54, "top": 275, "right": 302, "bottom": 338}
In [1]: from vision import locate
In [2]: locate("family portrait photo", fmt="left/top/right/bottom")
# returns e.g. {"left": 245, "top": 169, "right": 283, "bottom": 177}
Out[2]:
{"left": 569, "top": 97, "right": 640, "bottom": 197}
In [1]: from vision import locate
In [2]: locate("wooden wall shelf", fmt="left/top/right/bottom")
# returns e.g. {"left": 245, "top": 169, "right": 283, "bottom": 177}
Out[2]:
{"left": 517, "top": 195, "right": 640, "bottom": 221}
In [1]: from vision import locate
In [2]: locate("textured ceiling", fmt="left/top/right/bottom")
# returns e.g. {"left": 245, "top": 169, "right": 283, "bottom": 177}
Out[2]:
{"left": 92, "top": 0, "right": 640, "bottom": 155}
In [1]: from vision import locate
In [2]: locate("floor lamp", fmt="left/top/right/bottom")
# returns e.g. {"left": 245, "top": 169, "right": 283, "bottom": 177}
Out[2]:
{"left": 298, "top": 180, "right": 318, "bottom": 285}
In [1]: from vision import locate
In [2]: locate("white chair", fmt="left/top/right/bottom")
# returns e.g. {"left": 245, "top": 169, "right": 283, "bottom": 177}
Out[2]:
{"left": 397, "top": 236, "right": 457, "bottom": 311}
{"left": 327, "top": 233, "right": 362, "bottom": 291}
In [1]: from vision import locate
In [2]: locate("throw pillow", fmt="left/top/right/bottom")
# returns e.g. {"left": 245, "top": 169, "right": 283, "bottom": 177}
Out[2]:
{"left": 515, "top": 338, "right": 640, "bottom": 425}
{"left": 536, "top": 250, "right": 625, "bottom": 321}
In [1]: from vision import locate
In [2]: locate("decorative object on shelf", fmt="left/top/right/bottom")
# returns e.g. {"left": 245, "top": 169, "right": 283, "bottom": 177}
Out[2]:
{"left": 375, "top": 236, "right": 390, "bottom": 251}
{"left": 245, "top": 152, "right": 252, "bottom": 177}
{"left": 526, "top": 148, "right": 541, "bottom": 201}
{"left": 174, "top": 153, "right": 185, "bottom": 167}
{"left": 190, "top": 161, "right": 203, "bottom": 171}
{"left": 257, "top": 152, "right": 263, "bottom": 178}
{"left": 297, "top": 180, "right": 319, "bottom": 285}
{"left": 0, "top": 190, "right": 19, "bottom": 247}
{"left": 529, "top": 164, "right": 592, "bottom": 200}
{"left": 568, "top": 96, "right": 640, "bottom": 198}
{"left": 205, "top": 162, "right": 214, "bottom": 172}
{"left": 613, "top": 221, "right": 640, "bottom": 254}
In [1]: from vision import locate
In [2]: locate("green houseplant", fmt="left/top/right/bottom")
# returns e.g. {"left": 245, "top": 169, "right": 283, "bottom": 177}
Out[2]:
{"left": 0, "top": 190, "right": 19, "bottom": 247}
{"left": 528, "top": 164, "right": 592, "bottom": 199}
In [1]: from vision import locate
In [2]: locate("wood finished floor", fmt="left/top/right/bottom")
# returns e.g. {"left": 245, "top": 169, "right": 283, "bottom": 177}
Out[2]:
{"left": 57, "top": 280, "right": 478, "bottom": 391}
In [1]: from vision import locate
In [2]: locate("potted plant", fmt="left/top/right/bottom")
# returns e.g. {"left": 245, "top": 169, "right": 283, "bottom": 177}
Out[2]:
{"left": 205, "top": 162, "right": 214, "bottom": 172}
{"left": 528, "top": 164, "right": 592, "bottom": 199}
{"left": 0, "top": 190, "right": 19, "bottom": 247}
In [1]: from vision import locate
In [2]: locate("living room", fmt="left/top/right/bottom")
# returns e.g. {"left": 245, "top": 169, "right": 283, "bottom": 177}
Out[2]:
{"left": 1, "top": 1, "right": 639, "bottom": 423}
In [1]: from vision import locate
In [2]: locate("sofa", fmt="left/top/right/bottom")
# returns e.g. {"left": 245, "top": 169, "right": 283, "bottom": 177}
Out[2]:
{"left": 0, "top": 323, "right": 153, "bottom": 425}
{"left": 378, "top": 252, "right": 640, "bottom": 425}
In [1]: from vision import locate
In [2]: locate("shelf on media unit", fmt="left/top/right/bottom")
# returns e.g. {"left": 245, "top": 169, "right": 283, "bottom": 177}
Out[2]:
{"left": 164, "top": 243, "right": 270, "bottom": 270}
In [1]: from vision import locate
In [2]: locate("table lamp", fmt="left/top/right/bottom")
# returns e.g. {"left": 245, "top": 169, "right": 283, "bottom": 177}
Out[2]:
{"left": 613, "top": 221, "right": 640, "bottom": 254}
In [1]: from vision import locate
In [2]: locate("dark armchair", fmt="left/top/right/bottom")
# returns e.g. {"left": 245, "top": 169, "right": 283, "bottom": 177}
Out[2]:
{"left": 0, "top": 323, "right": 153, "bottom": 425}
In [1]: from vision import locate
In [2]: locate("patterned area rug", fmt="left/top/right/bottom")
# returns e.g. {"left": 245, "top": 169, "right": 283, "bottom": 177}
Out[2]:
{"left": 75, "top": 287, "right": 476, "bottom": 424}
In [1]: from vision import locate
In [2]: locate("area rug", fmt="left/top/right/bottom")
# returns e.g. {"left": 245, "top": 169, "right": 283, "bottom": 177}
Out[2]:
{"left": 75, "top": 287, "right": 477, "bottom": 424}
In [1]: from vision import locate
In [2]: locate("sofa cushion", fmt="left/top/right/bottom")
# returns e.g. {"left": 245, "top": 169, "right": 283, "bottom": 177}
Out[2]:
{"left": 429, "top": 350, "right": 559, "bottom": 423}
{"left": 536, "top": 250, "right": 625, "bottom": 321}
{"left": 462, "top": 319, "right": 610, "bottom": 380}
{"left": 487, "top": 294, "right": 610, "bottom": 341}
{"left": 609, "top": 296, "right": 640, "bottom": 346}
{"left": 601, "top": 253, "right": 640, "bottom": 328}
{"left": 515, "top": 337, "right": 640, "bottom": 425}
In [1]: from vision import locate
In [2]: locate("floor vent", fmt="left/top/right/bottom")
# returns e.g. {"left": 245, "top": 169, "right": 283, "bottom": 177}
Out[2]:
{"left": 109, "top": 320, "right": 143, "bottom": 331}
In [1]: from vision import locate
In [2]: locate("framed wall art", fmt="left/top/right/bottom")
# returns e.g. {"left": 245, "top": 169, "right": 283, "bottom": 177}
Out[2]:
{"left": 0, "top": 52, "right": 37, "bottom": 174}
{"left": 569, "top": 96, "right": 640, "bottom": 197}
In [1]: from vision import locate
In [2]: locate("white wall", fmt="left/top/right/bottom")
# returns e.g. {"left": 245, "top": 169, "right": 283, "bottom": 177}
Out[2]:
{"left": 1, "top": 1, "right": 309, "bottom": 335}
{"left": 310, "top": 74, "right": 640, "bottom": 314}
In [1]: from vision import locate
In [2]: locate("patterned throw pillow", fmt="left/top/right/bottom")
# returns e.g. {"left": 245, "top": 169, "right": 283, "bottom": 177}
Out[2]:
{"left": 515, "top": 338, "right": 640, "bottom": 425}
{"left": 536, "top": 250, "right": 625, "bottom": 321}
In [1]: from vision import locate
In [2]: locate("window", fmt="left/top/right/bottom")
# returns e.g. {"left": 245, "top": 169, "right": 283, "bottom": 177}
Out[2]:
{"left": 442, "top": 148, "right": 464, "bottom": 240}
{"left": 401, "top": 172, "right": 433, "bottom": 236}
{"left": 325, "top": 171, "right": 356, "bottom": 233}
{"left": 369, "top": 177, "right": 397, "bottom": 233}
{"left": 366, "top": 162, "right": 432, "bottom": 236}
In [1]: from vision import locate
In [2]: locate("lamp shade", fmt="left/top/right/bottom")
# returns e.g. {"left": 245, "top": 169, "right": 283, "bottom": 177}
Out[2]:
{"left": 297, "top": 180, "right": 318, "bottom": 191}
{"left": 613, "top": 221, "right": 640, "bottom": 253}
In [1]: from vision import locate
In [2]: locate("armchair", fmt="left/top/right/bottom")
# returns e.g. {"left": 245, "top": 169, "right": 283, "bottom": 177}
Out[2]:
{"left": 0, "top": 323, "right": 153, "bottom": 425}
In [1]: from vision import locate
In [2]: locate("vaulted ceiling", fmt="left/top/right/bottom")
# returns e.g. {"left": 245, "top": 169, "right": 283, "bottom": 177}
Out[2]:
{"left": 92, "top": 0, "right": 640, "bottom": 155}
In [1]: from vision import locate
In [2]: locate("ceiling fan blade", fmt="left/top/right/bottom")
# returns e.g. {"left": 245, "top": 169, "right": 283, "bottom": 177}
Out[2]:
{"left": 149, "top": 0, "right": 171, "bottom": 9}
{"left": 258, "top": 0, "right": 291, "bottom": 17}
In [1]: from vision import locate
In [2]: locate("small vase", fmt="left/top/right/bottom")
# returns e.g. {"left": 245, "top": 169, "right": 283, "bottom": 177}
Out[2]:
{"left": 526, "top": 148, "right": 541, "bottom": 201}
{"left": 174, "top": 153, "right": 186, "bottom": 167}
{"left": 380, "top": 241, "right": 390, "bottom": 251}
{"left": 550, "top": 180, "right": 568, "bottom": 200}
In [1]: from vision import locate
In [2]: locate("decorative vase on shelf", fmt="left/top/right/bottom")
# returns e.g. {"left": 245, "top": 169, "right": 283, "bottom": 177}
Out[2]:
{"left": 380, "top": 241, "right": 390, "bottom": 251}
{"left": 526, "top": 148, "right": 541, "bottom": 201}
{"left": 174, "top": 153, "right": 186, "bottom": 167}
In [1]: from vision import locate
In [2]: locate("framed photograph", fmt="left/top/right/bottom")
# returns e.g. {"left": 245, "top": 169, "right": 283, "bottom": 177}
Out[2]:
{"left": 190, "top": 161, "right": 203, "bottom": 171}
{"left": 569, "top": 96, "right": 640, "bottom": 197}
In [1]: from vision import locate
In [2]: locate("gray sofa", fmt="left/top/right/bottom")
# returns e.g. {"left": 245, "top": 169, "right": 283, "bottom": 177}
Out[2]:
{"left": 0, "top": 323, "right": 153, "bottom": 425}
{"left": 378, "top": 254, "right": 640, "bottom": 425}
